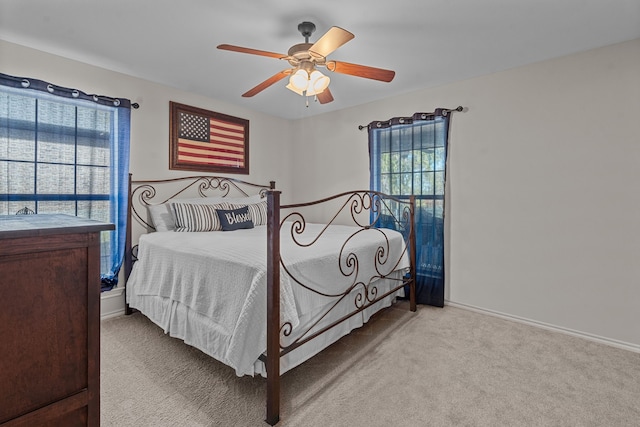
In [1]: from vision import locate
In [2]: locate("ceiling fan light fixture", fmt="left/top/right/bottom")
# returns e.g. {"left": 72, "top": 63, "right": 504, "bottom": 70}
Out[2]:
{"left": 286, "top": 69, "right": 331, "bottom": 97}
{"left": 306, "top": 70, "right": 330, "bottom": 96}
{"left": 288, "top": 69, "right": 309, "bottom": 92}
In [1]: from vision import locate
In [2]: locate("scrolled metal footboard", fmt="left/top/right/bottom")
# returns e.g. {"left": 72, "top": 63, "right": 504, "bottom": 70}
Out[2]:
{"left": 265, "top": 190, "right": 416, "bottom": 425}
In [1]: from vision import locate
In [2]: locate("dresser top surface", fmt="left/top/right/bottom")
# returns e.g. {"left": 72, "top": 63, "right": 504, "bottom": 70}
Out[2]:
{"left": 0, "top": 214, "right": 114, "bottom": 239}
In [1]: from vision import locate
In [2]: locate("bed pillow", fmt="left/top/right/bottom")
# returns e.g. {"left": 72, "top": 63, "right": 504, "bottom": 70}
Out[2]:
{"left": 148, "top": 194, "right": 264, "bottom": 231}
{"left": 171, "top": 202, "right": 230, "bottom": 232}
{"left": 147, "top": 203, "right": 175, "bottom": 232}
{"left": 228, "top": 200, "right": 268, "bottom": 226}
{"left": 216, "top": 206, "right": 254, "bottom": 231}
{"left": 149, "top": 198, "right": 227, "bottom": 232}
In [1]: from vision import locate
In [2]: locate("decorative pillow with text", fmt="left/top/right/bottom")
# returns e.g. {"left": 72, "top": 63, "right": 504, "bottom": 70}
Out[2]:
{"left": 216, "top": 206, "right": 255, "bottom": 231}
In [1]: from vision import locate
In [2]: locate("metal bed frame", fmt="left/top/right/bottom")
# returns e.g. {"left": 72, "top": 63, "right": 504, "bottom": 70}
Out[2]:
{"left": 124, "top": 175, "right": 416, "bottom": 425}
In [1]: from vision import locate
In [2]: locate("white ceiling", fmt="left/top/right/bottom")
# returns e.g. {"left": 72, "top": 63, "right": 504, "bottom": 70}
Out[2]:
{"left": 1, "top": 0, "right": 639, "bottom": 120}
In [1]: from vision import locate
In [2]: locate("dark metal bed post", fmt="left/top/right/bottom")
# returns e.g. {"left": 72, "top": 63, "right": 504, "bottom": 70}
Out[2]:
{"left": 124, "top": 173, "right": 133, "bottom": 315}
{"left": 266, "top": 190, "right": 281, "bottom": 426}
{"left": 409, "top": 195, "right": 417, "bottom": 312}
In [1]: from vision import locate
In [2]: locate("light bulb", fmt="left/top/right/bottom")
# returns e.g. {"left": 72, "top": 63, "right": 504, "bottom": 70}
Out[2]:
{"left": 306, "top": 70, "right": 330, "bottom": 96}
{"left": 289, "top": 69, "right": 309, "bottom": 92}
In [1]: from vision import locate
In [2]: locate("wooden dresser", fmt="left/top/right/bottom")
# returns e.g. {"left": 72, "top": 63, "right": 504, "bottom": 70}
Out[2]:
{"left": 0, "top": 214, "right": 113, "bottom": 427}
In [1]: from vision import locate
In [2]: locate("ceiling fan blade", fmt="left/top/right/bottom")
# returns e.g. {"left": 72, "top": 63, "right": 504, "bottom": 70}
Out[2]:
{"left": 326, "top": 60, "right": 395, "bottom": 82}
{"left": 316, "top": 88, "right": 334, "bottom": 104}
{"left": 217, "top": 44, "right": 287, "bottom": 60}
{"left": 308, "top": 27, "right": 355, "bottom": 58}
{"left": 242, "top": 70, "right": 292, "bottom": 97}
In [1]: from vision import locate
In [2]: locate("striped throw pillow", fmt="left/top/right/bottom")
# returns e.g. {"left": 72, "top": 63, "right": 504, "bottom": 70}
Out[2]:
{"left": 171, "top": 202, "right": 230, "bottom": 232}
{"left": 228, "top": 200, "right": 268, "bottom": 226}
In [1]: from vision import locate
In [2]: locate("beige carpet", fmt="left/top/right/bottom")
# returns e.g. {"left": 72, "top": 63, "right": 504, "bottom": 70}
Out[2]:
{"left": 101, "top": 303, "right": 640, "bottom": 426}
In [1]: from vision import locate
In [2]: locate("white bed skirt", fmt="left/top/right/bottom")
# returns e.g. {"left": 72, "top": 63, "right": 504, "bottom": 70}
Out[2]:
{"left": 127, "top": 273, "right": 405, "bottom": 377}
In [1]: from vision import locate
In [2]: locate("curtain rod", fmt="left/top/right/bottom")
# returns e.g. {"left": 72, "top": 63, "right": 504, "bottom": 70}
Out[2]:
{"left": 0, "top": 72, "right": 139, "bottom": 109}
{"left": 358, "top": 106, "right": 463, "bottom": 130}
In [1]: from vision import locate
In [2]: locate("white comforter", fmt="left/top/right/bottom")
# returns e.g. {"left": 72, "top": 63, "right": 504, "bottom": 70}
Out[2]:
{"left": 127, "top": 223, "right": 409, "bottom": 376}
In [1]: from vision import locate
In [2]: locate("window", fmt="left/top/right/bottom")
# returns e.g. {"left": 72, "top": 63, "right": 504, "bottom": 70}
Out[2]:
{"left": 372, "top": 121, "right": 447, "bottom": 204}
{"left": 0, "top": 74, "right": 131, "bottom": 290}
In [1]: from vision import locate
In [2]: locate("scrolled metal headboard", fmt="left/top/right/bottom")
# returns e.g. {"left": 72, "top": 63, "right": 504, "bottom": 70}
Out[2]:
{"left": 128, "top": 175, "right": 275, "bottom": 231}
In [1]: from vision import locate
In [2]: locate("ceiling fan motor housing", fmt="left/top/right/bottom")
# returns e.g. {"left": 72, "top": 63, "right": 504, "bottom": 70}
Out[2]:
{"left": 287, "top": 43, "right": 326, "bottom": 68}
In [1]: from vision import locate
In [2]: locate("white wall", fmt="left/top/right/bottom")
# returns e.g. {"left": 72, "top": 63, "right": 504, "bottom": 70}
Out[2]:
{"left": 2, "top": 37, "right": 639, "bottom": 349}
{"left": 292, "top": 38, "right": 640, "bottom": 350}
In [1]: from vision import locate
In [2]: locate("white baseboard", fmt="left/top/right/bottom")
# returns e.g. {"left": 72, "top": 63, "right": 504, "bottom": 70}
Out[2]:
{"left": 445, "top": 300, "right": 640, "bottom": 354}
{"left": 101, "top": 286, "right": 125, "bottom": 320}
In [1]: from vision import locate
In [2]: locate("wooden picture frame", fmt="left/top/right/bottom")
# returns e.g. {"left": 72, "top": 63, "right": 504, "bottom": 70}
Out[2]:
{"left": 169, "top": 101, "right": 249, "bottom": 174}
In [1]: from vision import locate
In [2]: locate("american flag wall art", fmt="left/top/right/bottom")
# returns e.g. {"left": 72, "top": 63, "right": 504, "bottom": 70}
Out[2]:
{"left": 170, "top": 102, "right": 249, "bottom": 174}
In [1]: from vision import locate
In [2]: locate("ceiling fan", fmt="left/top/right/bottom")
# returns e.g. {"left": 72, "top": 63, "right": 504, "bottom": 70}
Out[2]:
{"left": 217, "top": 21, "right": 395, "bottom": 104}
